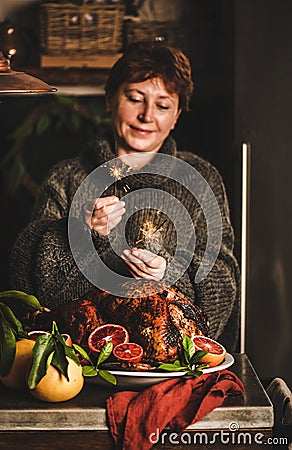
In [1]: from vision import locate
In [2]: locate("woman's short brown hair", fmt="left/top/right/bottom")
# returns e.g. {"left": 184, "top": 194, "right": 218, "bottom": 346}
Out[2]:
{"left": 105, "top": 41, "right": 194, "bottom": 111}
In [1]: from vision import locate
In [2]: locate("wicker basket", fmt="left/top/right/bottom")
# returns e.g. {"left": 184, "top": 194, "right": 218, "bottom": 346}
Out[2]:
{"left": 40, "top": 3, "right": 125, "bottom": 55}
{"left": 125, "top": 20, "right": 188, "bottom": 50}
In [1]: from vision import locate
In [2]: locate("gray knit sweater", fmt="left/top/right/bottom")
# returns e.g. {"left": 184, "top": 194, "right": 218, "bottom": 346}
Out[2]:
{"left": 10, "top": 134, "right": 240, "bottom": 351}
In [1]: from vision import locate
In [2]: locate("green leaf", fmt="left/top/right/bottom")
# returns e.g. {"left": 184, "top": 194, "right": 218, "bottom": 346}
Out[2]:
{"left": 173, "top": 359, "right": 182, "bottom": 366}
{"left": 9, "top": 122, "right": 33, "bottom": 141}
{"left": 51, "top": 341, "right": 69, "bottom": 380}
{"left": 157, "top": 363, "right": 187, "bottom": 372}
{"left": 97, "top": 342, "right": 113, "bottom": 367}
{"left": 36, "top": 115, "right": 50, "bottom": 135}
{"left": 55, "top": 95, "right": 75, "bottom": 107}
{"left": 27, "top": 334, "right": 55, "bottom": 389}
{"left": 182, "top": 336, "right": 196, "bottom": 363}
{"left": 51, "top": 321, "right": 80, "bottom": 364}
{"left": 51, "top": 322, "right": 69, "bottom": 348}
{"left": 82, "top": 365, "right": 98, "bottom": 377}
{"left": 51, "top": 321, "right": 61, "bottom": 337}
{"left": 72, "top": 343, "right": 93, "bottom": 365}
{"left": 94, "top": 115, "right": 112, "bottom": 126}
{"left": 64, "top": 345, "right": 81, "bottom": 365}
{"left": 0, "top": 290, "right": 42, "bottom": 311}
{"left": 8, "top": 158, "right": 25, "bottom": 195}
{"left": 185, "top": 368, "right": 203, "bottom": 378}
{"left": 0, "top": 320, "right": 16, "bottom": 376}
{"left": 99, "top": 361, "right": 122, "bottom": 369}
{"left": 0, "top": 302, "right": 24, "bottom": 336}
{"left": 196, "top": 363, "right": 209, "bottom": 371}
{"left": 46, "top": 350, "right": 54, "bottom": 369}
{"left": 190, "top": 350, "right": 208, "bottom": 365}
{"left": 98, "top": 369, "right": 117, "bottom": 385}
{"left": 0, "top": 142, "right": 20, "bottom": 168}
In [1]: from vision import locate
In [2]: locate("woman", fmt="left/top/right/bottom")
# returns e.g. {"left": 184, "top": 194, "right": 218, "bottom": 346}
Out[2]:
{"left": 10, "top": 42, "right": 240, "bottom": 351}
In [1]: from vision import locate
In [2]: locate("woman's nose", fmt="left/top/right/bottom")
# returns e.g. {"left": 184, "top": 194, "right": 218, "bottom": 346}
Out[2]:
{"left": 138, "top": 103, "right": 153, "bottom": 123}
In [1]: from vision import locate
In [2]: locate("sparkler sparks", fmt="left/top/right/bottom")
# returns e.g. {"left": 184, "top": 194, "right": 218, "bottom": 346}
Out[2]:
{"left": 136, "top": 219, "right": 166, "bottom": 250}
{"left": 109, "top": 165, "right": 127, "bottom": 181}
{"left": 109, "top": 162, "right": 132, "bottom": 196}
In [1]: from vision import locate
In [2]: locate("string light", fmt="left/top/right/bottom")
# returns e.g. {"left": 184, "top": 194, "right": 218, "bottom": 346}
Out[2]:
{"left": 8, "top": 48, "right": 16, "bottom": 57}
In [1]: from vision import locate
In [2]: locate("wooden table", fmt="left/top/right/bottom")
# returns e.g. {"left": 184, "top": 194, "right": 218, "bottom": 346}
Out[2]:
{"left": 0, "top": 354, "right": 273, "bottom": 449}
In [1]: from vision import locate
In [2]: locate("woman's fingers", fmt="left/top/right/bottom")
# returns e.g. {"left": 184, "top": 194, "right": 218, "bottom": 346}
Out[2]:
{"left": 121, "top": 255, "right": 149, "bottom": 276}
{"left": 121, "top": 248, "right": 166, "bottom": 280}
{"left": 123, "top": 259, "right": 166, "bottom": 280}
{"left": 121, "top": 249, "right": 147, "bottom": 265}
{"left": 83, "top": 196, "right": 125, "bottom": 236}
{"left": 84, "top": 196, "right": 118, "bottom": 215}
{"left": 129, "top": 267, "right": 158, "bottom": 280}
{"left": 123, "top": 258, "right": 161, "bottom": 279}
{"left": 94, "top": 196, "right": 119, "bottom": 209}
{"left": 122, "top": 248, "right": 164, "bottom": 269}
{"left": 92, "top": 201, "right": 125, "bottom": 223}
{"left": 131, "top": 248, "right": 165, "bottom": 268}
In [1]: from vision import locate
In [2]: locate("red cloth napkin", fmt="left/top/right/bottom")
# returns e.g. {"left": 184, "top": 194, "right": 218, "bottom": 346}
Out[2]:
{"left": 106, "top": 369, "right": 244, "bottom": 450}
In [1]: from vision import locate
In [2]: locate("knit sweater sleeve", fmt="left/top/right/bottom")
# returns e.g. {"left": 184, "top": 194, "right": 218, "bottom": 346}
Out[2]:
{"left": 191, "top": 163, "right": 240, "bottom": 351}
{"left": 9, "top": 160, "right": 114, "bottom": 308}
{"left": 161, "top": 156, "right": 240, "bottom": 352}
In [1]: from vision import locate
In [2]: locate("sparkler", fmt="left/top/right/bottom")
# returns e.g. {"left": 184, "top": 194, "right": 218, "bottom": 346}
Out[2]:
{"left": 108, "top": 161, "right": 140, "bottom": 211}
{"left": 109, "top": 162, "right": 131, "bottom": 197}
{"left": 136, "top": 219, "right": 167, "bottom": 251}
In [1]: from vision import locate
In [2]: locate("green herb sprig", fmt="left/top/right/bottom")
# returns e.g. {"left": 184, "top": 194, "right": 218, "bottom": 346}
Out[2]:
{"left": 73, "top": 342, "right": 117, "bottom": 385}
{"left": 158, "top": 336, "right": 209, "bottom": 377}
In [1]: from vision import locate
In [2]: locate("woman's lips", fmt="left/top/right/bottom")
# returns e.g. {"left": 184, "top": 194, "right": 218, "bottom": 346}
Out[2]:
{"left": 130, "top": 125, "right": 154, "bottom": 135}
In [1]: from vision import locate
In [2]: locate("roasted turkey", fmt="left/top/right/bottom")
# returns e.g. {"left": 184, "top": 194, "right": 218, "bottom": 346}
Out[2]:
{"left": 33, "top": 281, "right": 209, "bottom": 364}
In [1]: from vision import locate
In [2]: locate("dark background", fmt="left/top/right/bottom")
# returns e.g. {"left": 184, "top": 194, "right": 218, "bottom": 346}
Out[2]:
{"left": 0, "top": 0, "right": 291, "bottom": 389}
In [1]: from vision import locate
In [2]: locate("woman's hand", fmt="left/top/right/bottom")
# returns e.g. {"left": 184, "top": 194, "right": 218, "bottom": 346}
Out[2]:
{"left": 83, "top": 196, "right": 125, "bottom": 237}
{"left": 121, "top": 247, "right": 166, "bottom": 280}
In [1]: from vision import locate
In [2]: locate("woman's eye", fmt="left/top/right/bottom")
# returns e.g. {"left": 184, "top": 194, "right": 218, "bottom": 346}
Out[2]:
{"left": 128, "top": 96, "right": 142, "bottom": 103}
{"left": 157, "top": 104, "right": 170, "bottom": 110}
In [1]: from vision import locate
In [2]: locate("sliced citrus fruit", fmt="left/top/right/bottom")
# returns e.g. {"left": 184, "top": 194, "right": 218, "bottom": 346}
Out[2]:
{"left": 192, "top": 335, "right": 226, "bottom": 368}
{"left": 28, "top": 330, "right": 72, "bottom": 346}
{"left": 88, "top": 324, "right": 129, "bottom": 355}
{"left": 113, "top": 342, "right": 144, "bottom": 363}
{"left": 27, "top": 330, "right": 50, "bottom": 341}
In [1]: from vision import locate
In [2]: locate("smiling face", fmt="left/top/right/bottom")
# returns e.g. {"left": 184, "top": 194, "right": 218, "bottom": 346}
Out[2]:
{"left": 106, "top": 78, "right": 181, "bottom": 157}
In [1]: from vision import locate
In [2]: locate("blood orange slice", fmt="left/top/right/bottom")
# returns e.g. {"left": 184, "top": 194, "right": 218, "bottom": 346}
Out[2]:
{"left": 113, "top": 343, "right": 144, "bottom": 363}
{"left": 193, "top": 336, "right": 226, "bottom": 368}
{"left": 27, "top": 331, "right": 72, "bottom": 346}
{"left": 88, "top": 324, "right": 129, "bottom": 355}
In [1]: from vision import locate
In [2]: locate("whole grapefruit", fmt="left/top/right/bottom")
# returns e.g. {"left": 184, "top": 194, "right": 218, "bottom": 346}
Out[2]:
{"left": 0, "top": 339, "right": 35, "bottom": 389}
{"left": 29, "top": 357, "right": 84, "bottom": 402}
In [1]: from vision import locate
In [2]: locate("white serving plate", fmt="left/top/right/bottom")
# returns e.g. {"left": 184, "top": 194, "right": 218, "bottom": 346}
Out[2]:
{"left": 87, "top": 353, "right": 234, "bottom": 389}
